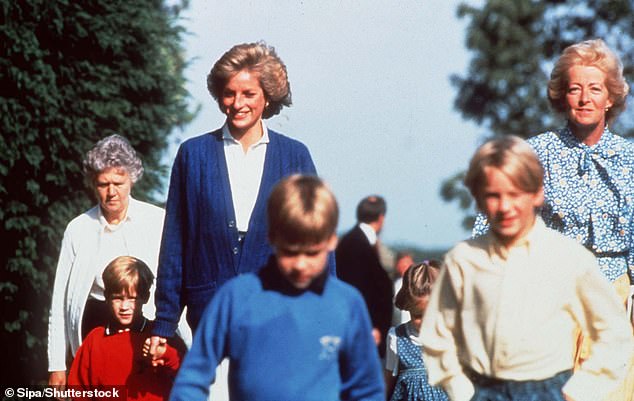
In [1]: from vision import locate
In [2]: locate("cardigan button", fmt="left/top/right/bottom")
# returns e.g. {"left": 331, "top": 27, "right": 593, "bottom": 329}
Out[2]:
{"left": 232, "top": 247, "right": 239, "bottom": 255}
{"left": 228, "top": 220, "right": 235, "bottom": 228}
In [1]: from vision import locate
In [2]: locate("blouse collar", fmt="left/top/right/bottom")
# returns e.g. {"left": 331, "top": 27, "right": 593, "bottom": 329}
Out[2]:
{"left": 221, "top": 121, "right": 270, "bottom": 148}
{"left": 97, "top": 196, "right": 138, "bottom": 232}
{"left": 560, "top": 125, "right": 620, "bottom": 174}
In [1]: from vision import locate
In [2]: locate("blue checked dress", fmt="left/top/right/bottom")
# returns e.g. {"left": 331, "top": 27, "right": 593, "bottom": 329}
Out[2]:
{"left": 474, "top": 126, "right": 634, "bottom": 283}
{"left": 390, "top": 324, "right": 448, "bottom": 401}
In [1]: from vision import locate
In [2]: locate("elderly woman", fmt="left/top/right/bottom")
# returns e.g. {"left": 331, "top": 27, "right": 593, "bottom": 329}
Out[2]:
{"left": 150, "top": 42, "right": 333, "bottom": 350}
{"left": 475, "top": 38, "right": 634, "bottom": 401}
{"left": 47, "top": 134, "right": 165, "bottom": 387}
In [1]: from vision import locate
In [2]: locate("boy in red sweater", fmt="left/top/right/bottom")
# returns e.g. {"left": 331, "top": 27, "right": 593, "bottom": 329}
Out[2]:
{"left": 68, "top": 256, "right": 184, "bottom": 400}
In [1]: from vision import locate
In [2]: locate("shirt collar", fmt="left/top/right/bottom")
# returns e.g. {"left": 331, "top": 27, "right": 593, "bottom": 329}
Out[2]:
{"left": 105, "top": 316, "right": 148, "bottom": 336}
{"left": 97, "top": 196, "right": 137, "bottom": 232}
{"left": 221, "top": 121, "right": 270, "bottom": 147}
{"left": 358, "top": 222, "right": 377, "bottom": 246}
{"left": 487, "top": 217, "right": 546, "bottom": 260}
{"left": 259, "top": 256, "right": 328, "bottom": 295}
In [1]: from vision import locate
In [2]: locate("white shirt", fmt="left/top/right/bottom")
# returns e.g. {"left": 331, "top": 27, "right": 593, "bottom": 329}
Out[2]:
{"left": 222, "top": 122, "right": 269, "bottom": 232}
{"left": 385, "top": 321, "right": 421, "bottom": 376}
{"left": 358, "top": 222, "right": 377, "bottom": 246}
{"left": 391, "top": 277, "right": 411, "bottom": 326}
{"left": 90, "top": 210, "right": 134, "bottom": 300}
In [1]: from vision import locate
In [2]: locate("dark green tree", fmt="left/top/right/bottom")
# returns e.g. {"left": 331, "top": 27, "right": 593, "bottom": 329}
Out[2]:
{"left": 0, "top": 0, "right": 193, "bottom": 384}
{"left": 442, "top": 0, "right": 634, "bottom": 228}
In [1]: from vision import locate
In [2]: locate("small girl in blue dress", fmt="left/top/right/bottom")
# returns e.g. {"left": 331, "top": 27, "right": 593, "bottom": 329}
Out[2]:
{"left": 384, "top": 261, "right": 449, "bottom": 401}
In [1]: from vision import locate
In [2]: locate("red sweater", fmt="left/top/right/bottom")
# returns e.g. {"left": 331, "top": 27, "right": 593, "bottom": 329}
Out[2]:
{"left": 68, "top": 324, "right": 183, "bottom": 401}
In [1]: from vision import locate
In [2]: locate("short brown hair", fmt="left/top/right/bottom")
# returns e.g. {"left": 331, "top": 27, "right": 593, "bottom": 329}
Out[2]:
{"left": 464, "top": 136, "right": 543, "bottom": 200}
{"left": 548, "top": 39, "right": 629, "bottom": 124}
{"left": 356, "top": 195, "right": 386, "bottom": 224}
{"left": 394, "top": 261, "right": 441, "bottom": 311}
{"left": 102, "top": 256, "right": 153, "bottom": 303}
{"left": 267, "top": 175, "right": 338, "bottom": 246}
{"left": 207, "top": 42, "right": 291, "bottom": 119}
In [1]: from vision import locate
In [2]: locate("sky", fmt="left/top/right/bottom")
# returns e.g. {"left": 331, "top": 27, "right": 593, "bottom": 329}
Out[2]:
{"left": 166, "top": 0, "right": 484, "bottom": 250}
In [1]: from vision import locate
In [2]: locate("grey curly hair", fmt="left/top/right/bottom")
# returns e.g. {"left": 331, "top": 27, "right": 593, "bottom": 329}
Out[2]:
{"left": 83, "top": 134, "right": 144, "bottom": 184}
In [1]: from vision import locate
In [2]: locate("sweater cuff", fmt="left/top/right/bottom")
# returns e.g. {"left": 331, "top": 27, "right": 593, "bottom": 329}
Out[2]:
{"left": 48, "top": 364, "right": 66, "bottom": 373}
{"left": 48, "top": 353, "right": 67, "bottom": 373}
{"left": 162, "top": 345, "right": 181, "bottom": 373}
{"left": 151, "top": 319, "right": 179, "bottom": 338}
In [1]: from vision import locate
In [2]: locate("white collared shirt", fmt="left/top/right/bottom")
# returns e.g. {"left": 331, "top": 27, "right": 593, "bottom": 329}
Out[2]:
{"left": 222, "top": 122, "right": 269, "bottom": 232}
{"left": 358, "top": 222, "right": 377, "bottom": 246}
{"left": 89, "top": 209, "right": 134, "bottom": 300}
{"left": 385, "top": 321, "right": 421, "bottom": 376}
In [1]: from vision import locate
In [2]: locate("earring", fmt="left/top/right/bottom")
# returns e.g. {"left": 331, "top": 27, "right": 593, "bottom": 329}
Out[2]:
{"left": 265, "top": 101, "right": 270, "bottom": 108}
{"left": 605, "top": 107, "right": 610, "bottom": 112}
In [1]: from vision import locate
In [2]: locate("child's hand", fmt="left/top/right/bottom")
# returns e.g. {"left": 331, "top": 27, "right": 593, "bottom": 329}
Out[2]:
{"left": 371, "top": 328, "right": 381, "bottom": 345}
{"left": 144, "top": 336, "right": 167, "bottom": 367}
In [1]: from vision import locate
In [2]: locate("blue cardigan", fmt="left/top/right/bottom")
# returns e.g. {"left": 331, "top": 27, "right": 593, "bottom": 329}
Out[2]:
{"left": 169, "top": 259, "right": 385, "bottom": 401}
{"left": 153, "top": 129, "right": 329, "bottom": 337}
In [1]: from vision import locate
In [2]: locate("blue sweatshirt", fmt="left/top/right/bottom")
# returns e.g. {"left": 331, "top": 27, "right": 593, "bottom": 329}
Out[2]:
{"left": 170, "top": 258, "right": 384, "bottom": 401}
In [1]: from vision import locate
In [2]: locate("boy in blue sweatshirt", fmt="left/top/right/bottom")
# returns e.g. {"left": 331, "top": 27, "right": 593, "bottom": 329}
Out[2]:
{"left": 169, "top": 175, "right": 384, "bottom": 401}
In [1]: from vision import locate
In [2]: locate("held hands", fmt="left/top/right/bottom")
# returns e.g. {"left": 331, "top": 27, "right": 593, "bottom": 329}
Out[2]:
{"left": 144, "top": 336, "right": 167, "bottom": 367}
{"left": 371, "top": 328, "right": 381, "bottom": 346}
{"left": 48, "top": 371, "right": 66, "bottom": 400}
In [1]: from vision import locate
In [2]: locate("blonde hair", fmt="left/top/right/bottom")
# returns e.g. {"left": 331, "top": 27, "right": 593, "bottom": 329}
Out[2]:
{"left": 394, "top": 261, "right": 441, "bottom": 311}
{"left": 464, "top": 136, "right": 543, "bottom": 199}
{"left": 548, "top": 39, "right": 629, "bottom": 124}
{"left": 102, "top": 256, "right": 153, "bottom": 303}
{"left": 267, "top": 175, "right": 338, "bottom": 246}
{"left": 207, "top": 42, "right": 291, "bottom": 118}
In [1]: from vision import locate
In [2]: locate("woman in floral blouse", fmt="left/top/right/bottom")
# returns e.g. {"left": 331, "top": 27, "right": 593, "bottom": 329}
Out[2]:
{"left": 529, "top": 39, "right": 633, "bottom": 287}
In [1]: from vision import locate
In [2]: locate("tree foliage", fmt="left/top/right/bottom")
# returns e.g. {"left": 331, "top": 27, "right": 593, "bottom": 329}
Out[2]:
{"left": 0, "top": 0, "right": 193, "bottom": 383}
{"left": 442, "top": 0, "right": 634, "bottom": 228}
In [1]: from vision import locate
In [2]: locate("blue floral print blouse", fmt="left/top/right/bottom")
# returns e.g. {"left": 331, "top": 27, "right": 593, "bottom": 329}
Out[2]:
{"left": 474, "top": 126, "right": 634, "bottom": 282}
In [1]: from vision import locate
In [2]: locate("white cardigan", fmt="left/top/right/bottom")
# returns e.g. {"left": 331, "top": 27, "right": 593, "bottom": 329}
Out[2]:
{"left": 47, "top": 197, "right": 165, "bottom": 372}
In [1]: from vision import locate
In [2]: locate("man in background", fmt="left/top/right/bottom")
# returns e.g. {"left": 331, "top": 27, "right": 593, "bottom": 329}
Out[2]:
{"left": 336, "top": 196, "right": 393, "bottom": 359}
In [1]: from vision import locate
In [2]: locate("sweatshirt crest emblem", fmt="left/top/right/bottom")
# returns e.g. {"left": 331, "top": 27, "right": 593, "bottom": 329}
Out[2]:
{"left": 318, "top": 335, "right": 341, "bottom": 360}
